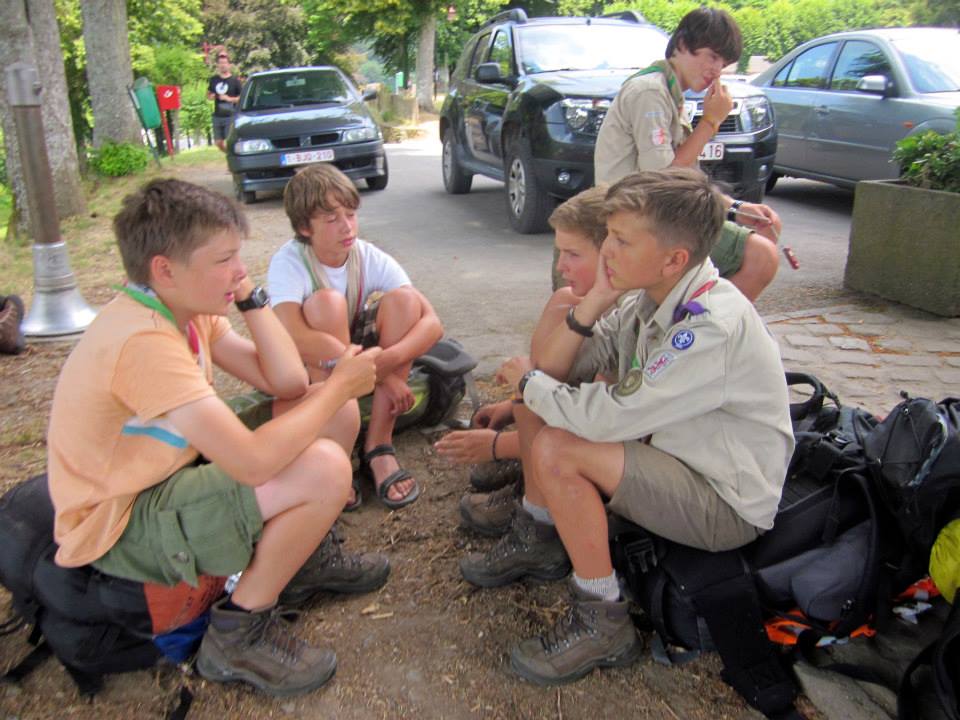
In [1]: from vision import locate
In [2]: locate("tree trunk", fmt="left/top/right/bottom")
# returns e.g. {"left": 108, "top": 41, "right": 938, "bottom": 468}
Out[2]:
{"left": 81, "top": 0, "right": 141, "bottom": 147}
{"left": 0, "top": 0, "right": 86, "bottom": 239}
{"left": 415, "top": 14, "right": 436, "bottom": 113}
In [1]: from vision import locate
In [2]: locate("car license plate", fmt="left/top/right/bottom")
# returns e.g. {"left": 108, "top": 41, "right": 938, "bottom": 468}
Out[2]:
{"left": 698, "top": 142, "right": 724, "bottom": 161}
{"left": 281, "top": 149, "right": 335, "bottom": 166}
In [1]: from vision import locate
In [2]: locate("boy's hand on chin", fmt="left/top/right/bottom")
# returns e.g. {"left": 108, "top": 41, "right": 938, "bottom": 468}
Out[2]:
{"left": 331, "top": 345, "right": 381, "bottom": 398}
{"left": 582, "top": 256, "right": 623, "bottom": 318}
{"left": 497, "top": 356, "right": 534, "bottom": 391}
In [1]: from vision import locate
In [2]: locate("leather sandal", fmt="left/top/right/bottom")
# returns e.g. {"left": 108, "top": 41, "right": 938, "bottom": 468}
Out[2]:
{"left": 344, "top": 472, "right": 362, "bottom": 512}
{"left": 362, "top": 444, "right": 420, "bottom": 510}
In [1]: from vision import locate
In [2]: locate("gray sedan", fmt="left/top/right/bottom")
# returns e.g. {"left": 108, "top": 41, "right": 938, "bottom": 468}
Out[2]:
{"left": 752, "top": 28, "right": 959, "bottom": 190}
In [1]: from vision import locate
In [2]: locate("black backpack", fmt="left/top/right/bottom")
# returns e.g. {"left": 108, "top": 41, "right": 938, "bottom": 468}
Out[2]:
{"left": 0, "top": 474, "right": 217, "bottom": 711}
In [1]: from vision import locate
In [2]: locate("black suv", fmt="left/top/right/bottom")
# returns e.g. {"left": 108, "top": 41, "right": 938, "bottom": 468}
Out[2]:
{"left": 440, "top": 10, "right": 777, "bottom": 233}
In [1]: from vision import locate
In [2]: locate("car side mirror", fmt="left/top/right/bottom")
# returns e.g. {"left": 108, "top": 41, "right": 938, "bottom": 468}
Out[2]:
{"left": 362, "top": 87, "right": 378, "bottom": 102}
{"left": 857, "top": 75, "right": 890, "bottom": 96}
{"left": 475, "top": 62, "right": 507, "bottom": 84}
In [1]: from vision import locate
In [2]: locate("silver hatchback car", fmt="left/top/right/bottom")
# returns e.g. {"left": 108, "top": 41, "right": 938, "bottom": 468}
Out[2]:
{"left": 752, "top": 28, "right": 960, "bottom": 190}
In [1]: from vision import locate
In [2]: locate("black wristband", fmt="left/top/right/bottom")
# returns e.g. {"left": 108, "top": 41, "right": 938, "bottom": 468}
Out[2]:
{"left": 491, "top": 430, "right": 502, "bottom": 462}
{"left": 726, "top": 200, "right": 743, "bottom": 223}
{"left": 566, "top": 307, "right": 594, "bottom": 338}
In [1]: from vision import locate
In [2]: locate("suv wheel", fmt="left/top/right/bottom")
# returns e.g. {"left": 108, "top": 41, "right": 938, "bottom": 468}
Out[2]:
{"left": 505, "top": 138, "right": 553, "bottom": 234}
{"left": 739, "top": 184, "right": 765, "bottom": 204}
{"left": 442, "top": 129, "right": 473, "bottom": 194}
{"left": 367, "top": 156, "right": 389, "bottom": 191}
{"left": 765, "top": 172, "right": 780, "bottom": 194}
{"left": 234, "top": 180, "right": 256, "bottom": 205}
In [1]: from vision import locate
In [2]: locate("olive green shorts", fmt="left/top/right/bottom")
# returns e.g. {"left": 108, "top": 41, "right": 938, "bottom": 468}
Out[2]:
{"left": 710, "top": 221, "right": 750, "bottom": 278}
{"left": 93, "top": 391, "right": 275, "bottom": 588}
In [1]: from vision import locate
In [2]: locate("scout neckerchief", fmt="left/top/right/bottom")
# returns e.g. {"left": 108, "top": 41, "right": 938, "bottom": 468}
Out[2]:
{"left": 115, "top": 283, "right": 204, "bottom": 370}
{"left": 630, "top": 278, "right": 717, "bottom": 369}
{"left": 298, "top": 242, "right": 365, "bottom": 332}
{"left": 627, "top": 59, "right": 692, "bottom": 135}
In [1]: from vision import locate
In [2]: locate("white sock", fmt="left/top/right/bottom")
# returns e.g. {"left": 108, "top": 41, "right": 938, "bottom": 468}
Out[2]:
{"left": 521, "top": 497, "right": 554, "bottom": 525}
{"left": 573, "top": 571, "right": 620, "bottom": 602}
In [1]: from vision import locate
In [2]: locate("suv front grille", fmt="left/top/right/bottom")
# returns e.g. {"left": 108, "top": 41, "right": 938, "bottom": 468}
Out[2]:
{"left": 692, "top": 115, "right": 738, "bottom": 133}
{"left": 271, "top": 132, "right": 341, "bottom": 150}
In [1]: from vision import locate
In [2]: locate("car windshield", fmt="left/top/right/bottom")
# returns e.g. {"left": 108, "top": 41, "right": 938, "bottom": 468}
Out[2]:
{"left": 891, "top": 35, "right": 960, "bottom": 93}
{"left": 516, "top": 24, "right": 667, "bottom": 74}
{"left": 243, "top": 70, "right": 354, "bottom": 110}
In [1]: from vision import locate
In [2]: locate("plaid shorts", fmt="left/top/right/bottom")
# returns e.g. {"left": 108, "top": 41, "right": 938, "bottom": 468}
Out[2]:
{"left": 350, "top": 292, "right": 384, "bottom": 347}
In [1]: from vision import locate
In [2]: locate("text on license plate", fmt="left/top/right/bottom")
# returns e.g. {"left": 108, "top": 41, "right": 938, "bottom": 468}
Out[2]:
{"left": 281, "top": 149, "right": 335, "bottom": 166}
{"left": 698, "top": 142, "right": 724, "bottom": 161}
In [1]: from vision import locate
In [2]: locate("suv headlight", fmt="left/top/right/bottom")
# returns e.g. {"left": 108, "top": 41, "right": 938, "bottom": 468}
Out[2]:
{"left": 560, "top": 98, "right": 610, "bottom": 135}
{"left": 739, "top": 96, "right": 773, "bottom": 132}
{"left": 234, "top": 138, "right": 274, "bottom": 154}
{"left": 343, "top": 126, "right": 378, "bottom": 143}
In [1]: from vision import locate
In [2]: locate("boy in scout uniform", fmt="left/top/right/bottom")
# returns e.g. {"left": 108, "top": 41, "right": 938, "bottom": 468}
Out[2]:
{"left": 595, "top": 7, "right": 781, "bottom": 301}
{"left": 460, "top": 168, "right": 794, "bottom": 686}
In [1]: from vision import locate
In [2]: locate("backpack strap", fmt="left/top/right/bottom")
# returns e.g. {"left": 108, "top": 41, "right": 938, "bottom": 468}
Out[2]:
{"left": 661, "top": 542, "right": 803, "bottom": 720}
{"left": 898, "top": 602, "right": 960, "bottom": 720}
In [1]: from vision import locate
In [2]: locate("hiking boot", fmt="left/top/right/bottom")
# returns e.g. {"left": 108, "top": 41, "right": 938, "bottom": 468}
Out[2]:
{"left": 469, "top": 458, "right": 522, "bottom": 492}
{"left": 510, "top": 581, "right": 641, "bottom": 686}
{"left": 280, "top": 527, "right": 390, "bottom": 607}
{"left": 459, "top": 483, "right": 519, "bottom": 537}
{"left": 196, "top": 597, "right": 337, "bottom": 697}
{"left": 0, "top": 295, "right": 25, "bottom": 355}
{"left": 459, "top": 509, "right": 570, "bottom": 588}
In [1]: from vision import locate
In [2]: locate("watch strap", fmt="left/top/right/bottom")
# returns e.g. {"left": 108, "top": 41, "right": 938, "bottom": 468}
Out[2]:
{"left": 566, "top": 307, "right": 594, "bottom": 338}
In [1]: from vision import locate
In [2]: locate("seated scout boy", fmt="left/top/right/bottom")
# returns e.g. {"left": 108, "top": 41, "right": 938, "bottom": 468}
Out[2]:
{"left": 48, "top": 179, "right": 389, "bottom": 697}
{"left": 268, "top": 163, "right": 443, "bottom": 510}
{"left": 459, "top": 167, "right": 795, "bottom": 686}
{"left": 434, "top": 185, "right": 608, "bottom": 537}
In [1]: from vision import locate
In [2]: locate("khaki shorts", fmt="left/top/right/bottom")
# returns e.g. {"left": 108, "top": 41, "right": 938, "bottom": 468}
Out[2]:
{"left": 608, "top": 441, "right": 759, "bottom": 552}
{"left": 710, "top": 222, "right": 750, "bottom": 278}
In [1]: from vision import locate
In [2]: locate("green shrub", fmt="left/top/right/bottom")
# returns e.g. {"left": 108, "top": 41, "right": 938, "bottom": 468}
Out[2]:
{"left": 179, "top": 80, "right": 212, "bottom": 139}
{"left": 89, "top": 141, "right": 150, "bottom": 177}
{"left": 893, "top": 110, "right": 960, "bottom": 194}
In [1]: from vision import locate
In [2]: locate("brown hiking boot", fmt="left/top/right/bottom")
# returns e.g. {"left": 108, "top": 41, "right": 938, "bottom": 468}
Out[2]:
{"left": 280, "top": 527, "right": 390, "bottom": 607}
{"left": 459, "top": 509, "right": 570, "bottom": 588}
{"left": 510, "top": 581, "right": 641, "bottom": 685}
{"left": 196, "top": 597, "right": 337, "bottom": 697}
{"left": 0, "top": 295, "right": 25, "bottom": 355}
{"left": 459, "top": 483, "right": 519, "bottom": 537}
{"left": 469, "top": 458, "right": 522, "bottom": 492}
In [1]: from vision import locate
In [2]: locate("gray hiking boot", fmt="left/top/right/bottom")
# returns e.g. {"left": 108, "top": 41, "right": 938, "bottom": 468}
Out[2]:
{"left": 459, "top": 483, "right": 519, "bottom": 537}
{"left": 280, "top": 527, "right": 390, "bottom": 607}
{"left": 196, "top": 597, "right": 337, "bottom": 697}
{"left": 459, "top": 509, "right": 570, "bottom": 588}
{"left": 469, "top": 458, "right": 523, "bottom": 492}
{"left": 510, "top": 581, "right": 641, "bottom": 685}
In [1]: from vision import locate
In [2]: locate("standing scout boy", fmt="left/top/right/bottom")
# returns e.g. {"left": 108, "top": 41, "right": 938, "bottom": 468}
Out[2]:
{"left": 595, "top": 7, "right": 781, "bottom": 301}
{"left": 268, "top": 163, "right": 443, "bottom": 510}
{"left": 47, "top": 179, "right": 389, "bottom": 697}
{"left": 460, "top": 168, "right": 794, "bottom": 685}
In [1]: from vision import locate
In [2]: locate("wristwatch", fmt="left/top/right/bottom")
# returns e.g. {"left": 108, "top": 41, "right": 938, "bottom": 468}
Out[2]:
{"left": 235, "top": 285, "right": 269, "bottom": 312}
{"left": 566, "top": 306, "right": 594, "bottom": 338}
{"left": 726, "top": 199, "right": 744, "bottom": 222}
{"left": 518, "top": 369, "right": 542, "bottom": 396}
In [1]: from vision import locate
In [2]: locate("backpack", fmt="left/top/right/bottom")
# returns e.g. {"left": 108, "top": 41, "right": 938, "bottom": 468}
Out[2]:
{"left": 359, "top": 337, "right": 478, "bottom": 432}
{"left": 0, "top": 474, "right": 222, "bottom": 706}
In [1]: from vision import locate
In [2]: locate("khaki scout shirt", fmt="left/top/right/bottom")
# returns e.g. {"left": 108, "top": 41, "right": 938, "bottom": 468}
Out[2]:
{"left": 523, "top": 261, "right": 794, "bottom": 530}
{"left": 594, "top": 60, "right": 692, "bottom": 185}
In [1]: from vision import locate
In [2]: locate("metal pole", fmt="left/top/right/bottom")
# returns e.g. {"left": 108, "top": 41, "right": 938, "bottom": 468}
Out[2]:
{"left": 6, "top": 62, "right": 96, "bottom": 338}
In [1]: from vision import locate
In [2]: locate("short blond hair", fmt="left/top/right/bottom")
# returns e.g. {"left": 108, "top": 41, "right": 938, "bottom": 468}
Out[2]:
{"left": 604, "top": 168, "right": 724, "bottom": 267}
{"left": 549, "top": 185, "right": 609, "bottom": 248}
{"left": 283, "top": 164, "right": 360, "bottom": 243}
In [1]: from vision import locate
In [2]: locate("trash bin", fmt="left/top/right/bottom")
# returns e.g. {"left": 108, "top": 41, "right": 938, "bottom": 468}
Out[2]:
{"left": 131, "top": 77, "right": 162, "bottom": 130}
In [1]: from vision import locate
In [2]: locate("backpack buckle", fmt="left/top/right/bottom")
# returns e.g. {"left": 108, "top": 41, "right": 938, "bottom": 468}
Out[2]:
{"left": 622, "top": 534, "right": 658, "bottom": 575}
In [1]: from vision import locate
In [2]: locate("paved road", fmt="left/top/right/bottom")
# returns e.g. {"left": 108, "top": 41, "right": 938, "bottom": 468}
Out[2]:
{"left": 238, "top": 130, "right": 862, "bottom": 375}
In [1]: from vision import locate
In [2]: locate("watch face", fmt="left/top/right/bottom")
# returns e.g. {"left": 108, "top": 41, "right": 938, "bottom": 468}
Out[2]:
{"left": 251, "top": 287, "right": 268, "bottom": 305}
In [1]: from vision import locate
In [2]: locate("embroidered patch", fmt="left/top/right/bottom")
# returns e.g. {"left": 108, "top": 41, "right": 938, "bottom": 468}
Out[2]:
{"left": 615, "top": 367, "right": 645, "bottom": 396}
{"left": 682, "top": 100, "right": 697, "bottom": 123}
{"left": 650, "top": 127, "right": 668, "bottom": 146}
{"left": 642, "top": 351, "right": 676, "bottom": 381}
{"left": 671, "top": 329, "right": 695, "bottom": 350}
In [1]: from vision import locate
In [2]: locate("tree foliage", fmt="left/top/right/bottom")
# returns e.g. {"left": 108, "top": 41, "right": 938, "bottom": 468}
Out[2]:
{"left": 202, "top": 0, "right": 310, "bottom": 75}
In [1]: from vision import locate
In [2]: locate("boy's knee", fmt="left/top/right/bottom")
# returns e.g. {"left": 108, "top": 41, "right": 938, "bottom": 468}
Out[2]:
{"left": 380, "top": 287, "right": 420, "bottom": 316}
{"left": 302, "top": 439, "right": 352, "bottom": 497}
{"left": 531, "top": 427, "right": 573, "bottom": 480}
{"left": 744, "top": 234, "right": 780, "bottom": 285}
{"left": 303, "top": 288, "right": 348, "bottom": 329}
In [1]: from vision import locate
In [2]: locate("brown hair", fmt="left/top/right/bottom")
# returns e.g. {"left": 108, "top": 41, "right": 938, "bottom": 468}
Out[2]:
{"left": 113, "top": 179, "right": 248, "bottom": 286}
{"left": 604, "top": 167, "right": 725, "bottom": 267}
{"left": 549, "top": 184, "right": 609, "bottom": 248}
{"left": 666, "top": 7, "right": 742, "bottom": 66}
{"left": 283, "top": 164, "right": 360, "bottom": 243}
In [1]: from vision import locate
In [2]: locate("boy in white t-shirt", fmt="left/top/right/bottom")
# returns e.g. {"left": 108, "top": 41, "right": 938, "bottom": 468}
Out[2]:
{"left": 269, "top": 163, "right": 443, "bottom": 510}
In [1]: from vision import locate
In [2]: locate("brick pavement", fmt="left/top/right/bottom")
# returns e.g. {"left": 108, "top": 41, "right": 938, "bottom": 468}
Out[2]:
{"left": 766, "top": 302, "right": 960, "bottom": 417}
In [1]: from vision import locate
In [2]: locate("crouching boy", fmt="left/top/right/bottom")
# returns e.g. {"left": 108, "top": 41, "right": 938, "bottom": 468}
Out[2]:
{"left": 47, "top": 179, "right": 389, "bottom": 697}
{"left": 459, "top": 167, "right": 794, "bottom": 685}
{"left": 269, "top": 164, "right": 443, "bottom": 510}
